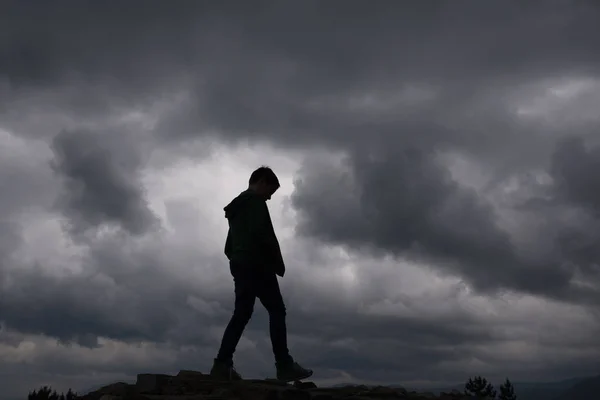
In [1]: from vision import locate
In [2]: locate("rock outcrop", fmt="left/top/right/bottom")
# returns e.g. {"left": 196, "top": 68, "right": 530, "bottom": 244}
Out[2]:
{"left": 76, "top": 370, "right": 485, "bottom": 400}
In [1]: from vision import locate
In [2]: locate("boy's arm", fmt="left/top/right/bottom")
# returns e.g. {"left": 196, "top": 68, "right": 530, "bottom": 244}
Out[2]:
{"left": 246, "top": 198, "right": 286, "bottom": 276}
{"left": 246, "top": 197, "right": 272, "bottom": 242}
{"left": 224, "top": 229, "right": 232, "bottom": 259}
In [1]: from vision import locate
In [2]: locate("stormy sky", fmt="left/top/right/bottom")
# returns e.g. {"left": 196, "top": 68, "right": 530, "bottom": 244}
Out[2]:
{"left": 2, "top": 0, "right": 600, "bottom": 398}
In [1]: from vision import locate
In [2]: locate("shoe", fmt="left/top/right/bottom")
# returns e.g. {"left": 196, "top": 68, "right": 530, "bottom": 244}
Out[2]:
{"left": 276, "top": 360, "right": 313, "bottom": 382}
{"left": 210, "top": 358, "right": 242, "bottom": 380}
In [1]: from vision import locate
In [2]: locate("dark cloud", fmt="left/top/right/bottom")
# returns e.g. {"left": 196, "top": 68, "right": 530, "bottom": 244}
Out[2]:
{"left": 50, "top": 129, "right": 158, "bottom": 237}
{"left": 289, "top": 143, "right": 594, "bottom": 303}
{"left": 0, "top": 240, "right": 227, "bottom": 362}
{"left": 546, "top": 137, "right": 600, "bottom": 282}
{"left": 551, "top": 136, "right": 600, "bottom": 216}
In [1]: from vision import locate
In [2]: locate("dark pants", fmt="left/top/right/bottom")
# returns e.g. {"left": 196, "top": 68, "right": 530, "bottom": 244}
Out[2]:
{"left": 216, "top": 261, "right": 292, "bottom": 364}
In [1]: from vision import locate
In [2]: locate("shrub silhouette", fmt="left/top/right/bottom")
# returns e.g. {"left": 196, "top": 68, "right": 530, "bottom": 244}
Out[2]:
{"left": 28, "top": 386, "right": 77, "bottom": 400}
{"left": 464, "top": 375, "right": 497, "bottom": 398}
{"left": 498, "top": 378, "right": 517, "bottom": 400}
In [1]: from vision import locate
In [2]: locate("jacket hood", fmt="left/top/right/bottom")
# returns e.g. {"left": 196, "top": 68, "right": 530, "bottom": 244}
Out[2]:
{"left": 223, "top": 189, "right": 262, "bottom": 219}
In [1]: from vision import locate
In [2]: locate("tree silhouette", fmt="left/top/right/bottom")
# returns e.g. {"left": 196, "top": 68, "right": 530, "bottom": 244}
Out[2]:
{"left": 465, "top": 376, "right": 497, "bottom": 399}
{"left": 28, "top": 386, "right": 77, "bottom": 400}
{"left": 498, "top": 378, "right": 517, "bottom": 400}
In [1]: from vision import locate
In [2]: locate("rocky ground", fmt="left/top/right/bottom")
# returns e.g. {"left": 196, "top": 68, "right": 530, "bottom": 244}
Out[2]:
{"left": 76, "top": 370, "right": 488, "bottom": 400}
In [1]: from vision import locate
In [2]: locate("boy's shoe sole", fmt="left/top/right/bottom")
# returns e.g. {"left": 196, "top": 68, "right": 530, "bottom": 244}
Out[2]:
{"left": 276, "top": 369, "right": 313, "bottom": 383}
{"left": 210, "top": 359, "right": 242, "bottom": 381}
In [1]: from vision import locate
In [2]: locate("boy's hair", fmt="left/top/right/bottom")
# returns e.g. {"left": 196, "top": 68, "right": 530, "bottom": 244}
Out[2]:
{"left": 249, "top": 166, "right": 280, "bottom": 188}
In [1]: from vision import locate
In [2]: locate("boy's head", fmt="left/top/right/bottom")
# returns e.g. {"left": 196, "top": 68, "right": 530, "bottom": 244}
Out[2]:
{"left": 248, "top": 166, "right": 280, "bottom": 200}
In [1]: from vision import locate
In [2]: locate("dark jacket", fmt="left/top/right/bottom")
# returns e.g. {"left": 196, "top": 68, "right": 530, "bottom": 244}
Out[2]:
{"left": 223, "top": 189, "right": 285, "bottom": 277}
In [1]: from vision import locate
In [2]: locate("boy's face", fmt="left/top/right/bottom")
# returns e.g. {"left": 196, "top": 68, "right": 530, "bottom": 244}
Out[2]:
{"left": 256, "top": 180, "right": 279, "bottom": 200}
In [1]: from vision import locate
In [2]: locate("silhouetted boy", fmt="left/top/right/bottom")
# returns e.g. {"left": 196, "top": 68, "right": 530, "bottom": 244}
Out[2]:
{"left": 211, "top": 166, "right": 313, "bottom": 382}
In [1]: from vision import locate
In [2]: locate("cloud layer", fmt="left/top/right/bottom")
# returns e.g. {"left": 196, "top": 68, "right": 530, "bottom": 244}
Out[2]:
{"left": 2, "top": 1, "right": 600, "bottom": 399}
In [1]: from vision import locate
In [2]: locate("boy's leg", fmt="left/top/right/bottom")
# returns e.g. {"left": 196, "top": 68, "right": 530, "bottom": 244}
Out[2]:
{"left": 256, "top": 272, "right": 292, "bottom": 364}
{"left": 257, "top": 273, "right": 313, "bottom": 381}
{"left": 214, "top": 265, "right": 257, "bottom": 369}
